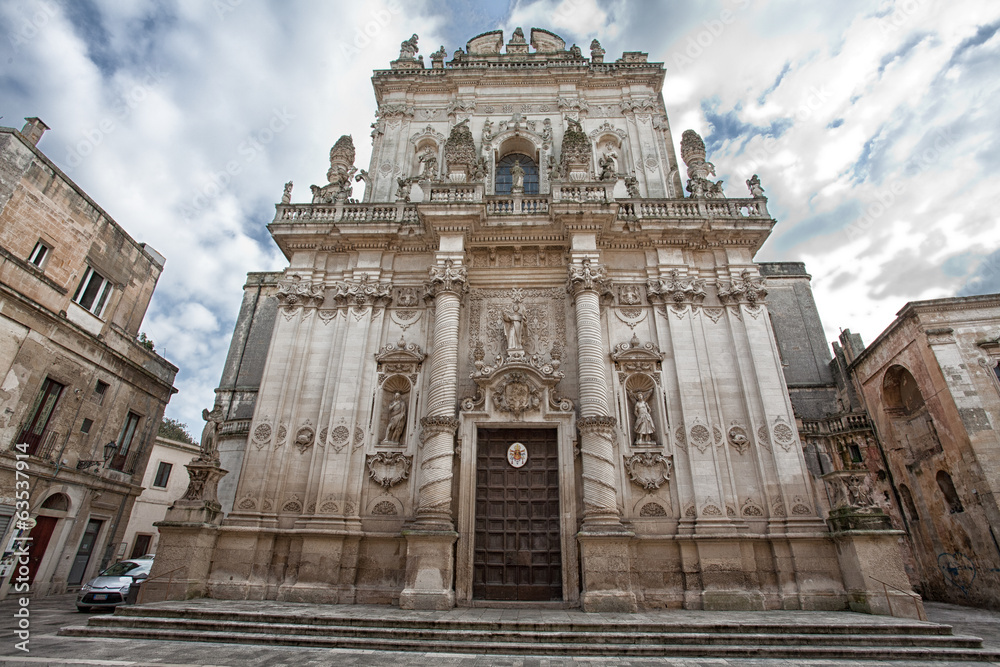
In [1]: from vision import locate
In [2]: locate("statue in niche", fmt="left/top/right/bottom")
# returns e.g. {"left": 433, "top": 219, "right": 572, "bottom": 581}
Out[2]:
{"left": 510, "top": 159, "right": 525, "bottom": 192}
{"left": 418, "top": 148, "right": 438, "bottom": 179}
{"left": 382, "top": 392, "right": 408, "bottom": 445}
{"left": 629, "top": 389, "right": 656, "bottom": 446}
{"left": 501, "top": 302, "right": 525, "bottom": 353}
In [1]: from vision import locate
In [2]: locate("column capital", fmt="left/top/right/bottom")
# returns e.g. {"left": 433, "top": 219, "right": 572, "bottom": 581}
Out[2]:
{"left": 566, "top": 257, "right": 611, "bottom": 297}
{"left": 425, "top": 259, "right": 468, "bottom": 298}
{"left": 577, "top": 415, "right": 617, "bottom": 435}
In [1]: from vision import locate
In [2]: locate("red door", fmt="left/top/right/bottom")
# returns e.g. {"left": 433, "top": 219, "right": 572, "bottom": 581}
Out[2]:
{"left": 26, "top": 516, "right": 58, "bottom": 584}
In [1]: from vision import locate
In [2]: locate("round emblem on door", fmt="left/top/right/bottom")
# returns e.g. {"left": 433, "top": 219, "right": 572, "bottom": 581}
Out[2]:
{"left": 507, "top": 442, "right": 528, "bottom": 468}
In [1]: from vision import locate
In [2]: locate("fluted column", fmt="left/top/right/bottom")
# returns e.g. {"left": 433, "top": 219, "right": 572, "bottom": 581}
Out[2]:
{"left": 567, "top": 258, "right": 621, "bottom": 527}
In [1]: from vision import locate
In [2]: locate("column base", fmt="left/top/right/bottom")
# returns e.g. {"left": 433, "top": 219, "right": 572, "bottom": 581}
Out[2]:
{"left": 578, "top": 528, "right": 637, "bottom": 613}
{"left": 399, "top": 529, "right": 458, "bottom": 610}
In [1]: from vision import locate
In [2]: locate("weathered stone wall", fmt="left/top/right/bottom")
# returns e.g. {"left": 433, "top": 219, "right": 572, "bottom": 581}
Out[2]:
{"left": 851, "top": 296, "right": 1000, "bottom": 609}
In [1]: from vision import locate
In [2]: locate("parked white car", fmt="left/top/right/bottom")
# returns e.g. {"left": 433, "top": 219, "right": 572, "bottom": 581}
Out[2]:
{"left": 75, "top": 556, "right": 153, "bottom": 612}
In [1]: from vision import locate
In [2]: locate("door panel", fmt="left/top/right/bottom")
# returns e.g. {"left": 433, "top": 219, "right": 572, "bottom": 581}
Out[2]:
{"left": 473, "top": 428, "right": 561, "bottom": 601}
{"left": 67, "top": 519, "right": 102, "bottom": 585}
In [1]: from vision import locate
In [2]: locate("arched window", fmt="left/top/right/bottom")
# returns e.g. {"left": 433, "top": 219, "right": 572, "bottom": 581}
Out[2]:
{"left": 899, "top": 484, "right": 919, "bottom": 522}
{"left": 495, "top": 153, "right": 539, "bottom": 195}
{"left": 936, "top": 470, "right": 964, "bottom": 513}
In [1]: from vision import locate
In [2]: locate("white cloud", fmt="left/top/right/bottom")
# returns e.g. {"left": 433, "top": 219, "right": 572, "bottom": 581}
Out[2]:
{"left": 2, "top": 0, "right": 999, "bottom": 433}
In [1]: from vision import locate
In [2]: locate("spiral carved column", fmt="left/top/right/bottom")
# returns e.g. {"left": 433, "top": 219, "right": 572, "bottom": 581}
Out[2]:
{"left": 568, "top": 257, "right": 636, "bottom": 612}
{"left": 400, "top": 258, "right": 465, "bottom": 610}
{"left": 414, "top": 273, "right": 463, "bottom": 528}
{"left": 567, "top": 259, "right": 622, "bottom": 527}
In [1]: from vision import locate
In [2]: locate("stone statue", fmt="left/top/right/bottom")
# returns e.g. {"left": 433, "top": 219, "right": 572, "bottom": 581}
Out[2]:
{"left": 281, "top": 181, "right": 293, "bottom": 204}
{"left": 598, "top": 152, "right": 617, "bottom": 181}
{"left": 395, "top": 177, "right": 412, "bottom": 202}
{"left": 502, "top": 302, "right": 525, "bottom": 352}
{"left": 747, "top": 174, "right": 765, "bottom": 198}
{"left": 590, "top": 39, "right": 605, "bottom": 62}
{"left": 511, "top": 27, "right": 526, "bottom": 44}
{"left": 199, "top": 402, "right": 224, "bottom": 461}
{"left": 510, "top": 159, "right": 525, "bottom": 191}
{"left": 399, "top": 34, "right": 419, "bottom": 59}
{"left": 541, "top": 118, "right": 552, "bottom": 144}
{"left": 569, "top": 43, "right": 582, "bottom": 58}
{"left": 625, "top": 173, "right": 640, "bottom": 198}
{"left": 630, "top": 389, "right": 656, "bottom": 445}
{"left": 481, "top": 118, "right": 493, "bottom": 145}
{"left": 382, "top": 392, "right": 407, "bottom": 445}
{"left": 418, "top": 148, "right": 438, "bottom": 179}
{"left": 431, "top": 45, "right": 447, "bottom": 60}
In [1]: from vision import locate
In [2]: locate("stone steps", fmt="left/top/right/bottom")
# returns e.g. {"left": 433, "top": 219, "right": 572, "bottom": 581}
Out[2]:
{"left": 58, "top": 601, "right": 1000, "bottom": 661}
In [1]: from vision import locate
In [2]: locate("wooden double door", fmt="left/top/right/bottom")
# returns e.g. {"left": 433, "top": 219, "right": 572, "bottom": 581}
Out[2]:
{"left": 473, "top": 428, "right": 562, "bottom": 601}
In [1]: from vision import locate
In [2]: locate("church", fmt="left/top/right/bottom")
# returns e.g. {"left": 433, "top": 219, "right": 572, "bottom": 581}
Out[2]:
{"left": 147, "top": 28, "right": 917, "bottom": 615}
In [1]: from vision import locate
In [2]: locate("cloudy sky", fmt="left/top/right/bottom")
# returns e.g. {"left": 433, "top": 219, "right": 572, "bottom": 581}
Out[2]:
{"left": 2, "top": 0, "right": 998, "bottom": 436}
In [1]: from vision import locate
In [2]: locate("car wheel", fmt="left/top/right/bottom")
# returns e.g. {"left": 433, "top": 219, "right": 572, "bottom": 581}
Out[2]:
{"left": 76, "top": 606, "right": 92, "bottom": 613}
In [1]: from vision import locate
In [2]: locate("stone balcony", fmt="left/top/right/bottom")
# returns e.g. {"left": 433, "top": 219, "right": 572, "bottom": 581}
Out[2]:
{"left": 269, "top": 186, "right": 774, "bottom": 254}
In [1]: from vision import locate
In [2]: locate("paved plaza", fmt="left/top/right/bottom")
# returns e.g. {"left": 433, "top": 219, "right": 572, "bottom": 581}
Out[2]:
{"left": 0, "top": 594, "right": 998, "bottom": 666}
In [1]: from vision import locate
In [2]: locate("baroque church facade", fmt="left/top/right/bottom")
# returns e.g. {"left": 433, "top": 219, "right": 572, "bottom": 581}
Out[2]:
{"left": 149, "top": 29, "right": 917, "bottom": 614}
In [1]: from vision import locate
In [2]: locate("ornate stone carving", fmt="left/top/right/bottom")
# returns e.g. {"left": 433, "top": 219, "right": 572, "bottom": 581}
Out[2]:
{"left": 647, "top": 270, "right": 707, "bottom": 306}
{"left": 426, "top": 259, "right": 467, "bottom": 297}
{"left": 772, "top": 419, "right": 795, "bottom": 451}
{"left": 330, "top": 425, "right": 350, "bottom": 452}
{"left": 276, "top": 275, "right": 325, "bottom": 309}
{"left": 443, "top": 119, "right": 476, "bottom": 180}
{"left": 566, "top": 258, "right": 610, "bottom": 296}
{"left": 310, "top": 135, "right": 358, "bottom": 203}
{"left": 674, "top": 426, "right": 687, "bottom": 450}
{"left": 717, "top": 269, "right": 768, "bottom": 306}
{"left": 623, "top": 452, "right": 672, "bottom": 490}
{"left": 639, "top": 502, "right": 667, "bottom": 517}
{"left": 281, "top": 181, "right": 293, "bottom": 204}
{"left": 728, "top": 424, "right": 750, "bottom": 455}
{"left": 578, "top": 415, "right": 617, "bottom": 434}
{"left": 492, "top": 371, "right": 541, "bottom": 419}
{"left": 294, "top": 425, "right": 315, "bottom": 452}
{"left": 611, "top": 335, "right": 663, "bottom": 378}
{"left": 690, "top": 424, "right": 711, "bottom": 453}
{"left": 419, "top": 415, "right": 459, "bottom": 445}
{"left": 741, "top": 498, "right": 764, "bottom": 517}
{"left": 333, "top": 274, "right": 392, "bottom": 308}
{"left": 468, "top": 287, "right": 565, "bottom": 379}
{"left": 560, "top": 118, "right": 591, "bottom": 179}
{"left": 372, "top": 500, "right": 398, "bottom": 516}
{"left": 366, "top": 452, "right": 413, "bottom": 488}
{"left": 680, "top": 129, "right": 725, "bottom": 198}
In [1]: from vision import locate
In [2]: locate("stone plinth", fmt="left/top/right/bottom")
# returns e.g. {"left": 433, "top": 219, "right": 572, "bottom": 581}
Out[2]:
{"left": 138, "top": 461, "right": 227, "bottom": 603}
{"left": 578, "top": 529, "right": 637, "bottom": 612}
{"left": 833, "top": 527, "right": 924, "bottom": 619}
{"left": 398, "top": 529, "right": 458, "bottom": 610}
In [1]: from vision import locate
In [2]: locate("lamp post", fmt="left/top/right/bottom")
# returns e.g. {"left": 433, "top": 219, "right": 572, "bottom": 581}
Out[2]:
{"left": 102, "top": 440, "right": 117, "bottom": 465}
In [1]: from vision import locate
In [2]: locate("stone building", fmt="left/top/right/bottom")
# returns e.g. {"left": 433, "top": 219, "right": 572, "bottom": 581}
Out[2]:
{"left": 149, "top": 30, "right": 917, "bottom": 614}
{"left": 0, "top": 119, "right": 177, "bottom": 597}
{"left": 845, "top": 295, "right": 1000, "bottom": 609}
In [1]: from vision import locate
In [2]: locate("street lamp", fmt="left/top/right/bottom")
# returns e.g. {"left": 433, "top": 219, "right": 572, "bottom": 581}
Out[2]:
{"left": 103, "top": 440, "right": 117, "bottom": 463}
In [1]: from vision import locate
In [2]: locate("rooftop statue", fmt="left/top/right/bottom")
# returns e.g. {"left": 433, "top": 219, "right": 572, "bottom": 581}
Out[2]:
{"left": 399, "top": 34, "right": 419, "bottom": 59}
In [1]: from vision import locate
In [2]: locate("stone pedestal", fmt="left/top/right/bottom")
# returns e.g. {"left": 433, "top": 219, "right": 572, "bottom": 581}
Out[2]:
{"left": 139, "top": 460, "right": 227, "bottom": 603}
{"left": 833, "top": 526, "right": 924, "bottom": 619}
{"left": 398, "top": 529, "right": 458, "bottom": 610}
{"left": 578, "top": 530, "right": 637, "bottom": 612}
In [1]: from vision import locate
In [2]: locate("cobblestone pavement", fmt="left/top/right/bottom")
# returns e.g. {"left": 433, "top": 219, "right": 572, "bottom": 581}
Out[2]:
{"left": 0, "top": 594, "right": 996, "bottom": 667}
